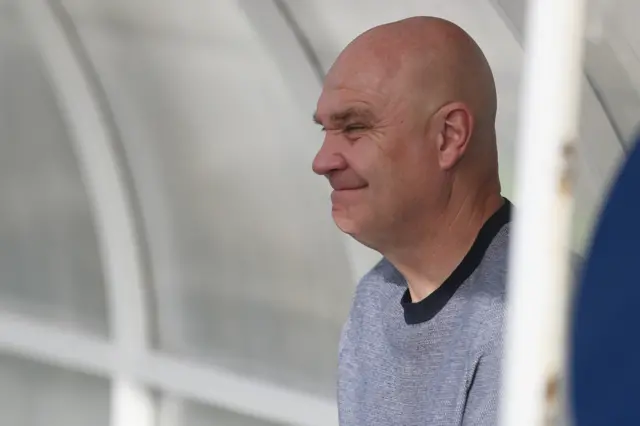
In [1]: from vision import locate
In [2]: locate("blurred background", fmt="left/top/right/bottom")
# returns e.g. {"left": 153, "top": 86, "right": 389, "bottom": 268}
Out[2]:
{"left": 0, "top": 0, "right": 638, "bottom": 425}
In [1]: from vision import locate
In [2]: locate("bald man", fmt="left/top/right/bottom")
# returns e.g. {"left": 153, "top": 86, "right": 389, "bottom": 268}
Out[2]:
{"left": 312, "top": 17, "right": 511, "bottom": 426}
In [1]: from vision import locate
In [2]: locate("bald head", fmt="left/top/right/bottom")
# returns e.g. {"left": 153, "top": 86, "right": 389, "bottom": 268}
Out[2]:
{"left": 327, "top": 16, "right": 497, "bottom": 144}
{"left": 313, "top": 16, "right": 502, "bottom": 252}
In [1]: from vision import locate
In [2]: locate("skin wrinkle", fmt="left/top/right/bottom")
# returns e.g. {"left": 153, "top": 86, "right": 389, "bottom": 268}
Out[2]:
{"left": 312, "top": 16, "right": 502, "bottom": 302}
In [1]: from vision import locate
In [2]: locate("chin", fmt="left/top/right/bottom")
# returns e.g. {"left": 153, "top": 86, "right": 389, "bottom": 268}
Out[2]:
{"left": 332, "top": 209, "right": 360, "bottom": 235}
{"left": 332, "top": 210, "right": 379, "bottom": 250}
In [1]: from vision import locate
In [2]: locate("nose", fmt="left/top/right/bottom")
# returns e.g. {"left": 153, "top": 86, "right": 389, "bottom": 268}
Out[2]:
{"left": 312, "top": 135, "right": 348, "bottom": 176}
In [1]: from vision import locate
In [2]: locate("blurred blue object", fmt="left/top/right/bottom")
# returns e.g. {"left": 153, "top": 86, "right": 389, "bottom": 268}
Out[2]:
{"left": 571, "top": 133, "right": 640, "bottom": 426}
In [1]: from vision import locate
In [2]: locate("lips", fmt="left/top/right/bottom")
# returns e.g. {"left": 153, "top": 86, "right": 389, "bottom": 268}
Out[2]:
{"left": 330, "top": 183, "right": 367, "bottom": 191}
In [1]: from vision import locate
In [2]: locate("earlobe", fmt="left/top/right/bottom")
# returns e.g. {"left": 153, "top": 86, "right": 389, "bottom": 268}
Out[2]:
{"left": 438, "top": 103, "right": 473, "bottom": 170}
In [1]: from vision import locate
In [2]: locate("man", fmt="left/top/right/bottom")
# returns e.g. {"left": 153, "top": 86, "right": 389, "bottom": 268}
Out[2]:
{"left": 312, "top": 17, "right": 510, "bottom": 426}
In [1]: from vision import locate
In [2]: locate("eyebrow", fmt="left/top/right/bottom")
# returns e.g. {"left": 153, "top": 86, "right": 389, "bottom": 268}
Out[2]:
{"left": 313, "top": 107, "right": 375, "bottom": 126}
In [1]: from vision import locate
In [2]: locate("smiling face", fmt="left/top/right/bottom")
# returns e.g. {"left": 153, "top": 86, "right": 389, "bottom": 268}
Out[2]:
{"left": 312, "top": 54, "right": 447, "bottom": 250}
{"left": 312, "top": 17, "right": 500, "bottom": 256}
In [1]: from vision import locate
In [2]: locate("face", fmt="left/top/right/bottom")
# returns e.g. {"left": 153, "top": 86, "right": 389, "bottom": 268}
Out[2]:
{"left": 312, "top": 67, "right": 449, "bottom": 250}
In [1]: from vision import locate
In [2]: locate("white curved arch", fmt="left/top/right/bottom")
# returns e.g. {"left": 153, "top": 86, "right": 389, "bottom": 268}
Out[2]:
{"left": 17, "top": 1, "right": 153, "bottom": 426}
{"left": 12, "top": 2, "right": 342, "bottom": 425}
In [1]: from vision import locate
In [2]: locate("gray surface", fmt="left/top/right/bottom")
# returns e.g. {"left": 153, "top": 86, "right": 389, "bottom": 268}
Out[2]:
{"left": 0, "top": 353, "right": 110, "bottom": 426}
{"left": 0, "top": 3, "right": 108, "bottom": 336}
{"left": 179, "top": 399, "right": 286, "bottom": 426}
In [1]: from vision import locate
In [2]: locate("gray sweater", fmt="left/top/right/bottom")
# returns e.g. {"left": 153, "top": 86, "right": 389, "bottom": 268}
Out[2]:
{"left": 337, "top": 201, "right": 511, "bottom": 426}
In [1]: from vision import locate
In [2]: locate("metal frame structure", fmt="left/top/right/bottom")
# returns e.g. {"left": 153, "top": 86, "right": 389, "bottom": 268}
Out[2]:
{"left": 7, "top": 0, "right": 339, "bottom": 425}
{"left": 18, "top": 1, "right": 154, "bottom": 426}
{"left": 0, "top": 311, "right": 337, "bottom": 426}
{"left": 500, "top": 0, "right": 587, "bottom": 425}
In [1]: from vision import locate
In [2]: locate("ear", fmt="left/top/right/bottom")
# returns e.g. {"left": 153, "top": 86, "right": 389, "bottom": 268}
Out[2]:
{"left": 435, "top": 102, "right": 474, "bottom": 170}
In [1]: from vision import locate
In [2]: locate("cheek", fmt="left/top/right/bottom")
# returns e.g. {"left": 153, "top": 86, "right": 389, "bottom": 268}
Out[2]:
{"left": 385, "top": 142, "right": 437, "bottom": 203}
{"left": 346, "top": 134, "right": 434, "bottom": 200}
{"left": 343, "top": 139, "right": 381, "bottom": 181}
{"left": 383, "top": 137, "right": 431, "bottom": 180}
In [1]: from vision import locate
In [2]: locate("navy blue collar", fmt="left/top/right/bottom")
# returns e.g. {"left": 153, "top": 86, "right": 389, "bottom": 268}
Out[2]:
{"left": 401, "top": 199, "right": 512, "bottom": 325}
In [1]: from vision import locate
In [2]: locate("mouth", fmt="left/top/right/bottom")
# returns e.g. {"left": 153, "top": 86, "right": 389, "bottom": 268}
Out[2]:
{"left": 332, "top": 186, "right": 365, "bottom": 192}
{"left": 329, "top": 181, "right": 368, "bottom": 191}
{"left": 330, "top": 186, "right": 367, "bottom": 205}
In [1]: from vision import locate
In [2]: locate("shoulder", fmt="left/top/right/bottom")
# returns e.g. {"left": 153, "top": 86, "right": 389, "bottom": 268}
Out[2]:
{"left": 343, "top": 258, "right": 404, "bottom": 327}
{"left": 354, "top": 257, "right": 406, "bottom": 299}
{"left": 339, "top": 258, "right": 403, "bottom": 355}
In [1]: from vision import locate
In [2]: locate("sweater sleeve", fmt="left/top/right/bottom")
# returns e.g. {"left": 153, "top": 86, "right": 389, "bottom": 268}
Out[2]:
{"left": 461, "top": 340, "right": 503, "bottom": 426}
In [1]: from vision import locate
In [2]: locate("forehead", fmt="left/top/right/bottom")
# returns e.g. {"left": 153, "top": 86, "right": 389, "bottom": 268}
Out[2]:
{"left": 314, "top": 87, "right": 383, "bottom": 125}
{"left": 315, "top": 68, "right": 396, "bottom": 125}
{"left": 315, "top": 51, "right": 409, "bottom": 124}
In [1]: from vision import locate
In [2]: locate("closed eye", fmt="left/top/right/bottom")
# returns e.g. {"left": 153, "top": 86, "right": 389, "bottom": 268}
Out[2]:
{"left": 317, "top": 124, "right": 368, "bottom": 134}
{"left": 344, "top": 124, "right": 367, "bottom": 133}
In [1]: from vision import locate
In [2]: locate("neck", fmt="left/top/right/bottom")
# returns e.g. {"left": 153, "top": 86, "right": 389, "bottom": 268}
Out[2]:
{"left": 384, "top": 190, "right": 504, "bottom": 302}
